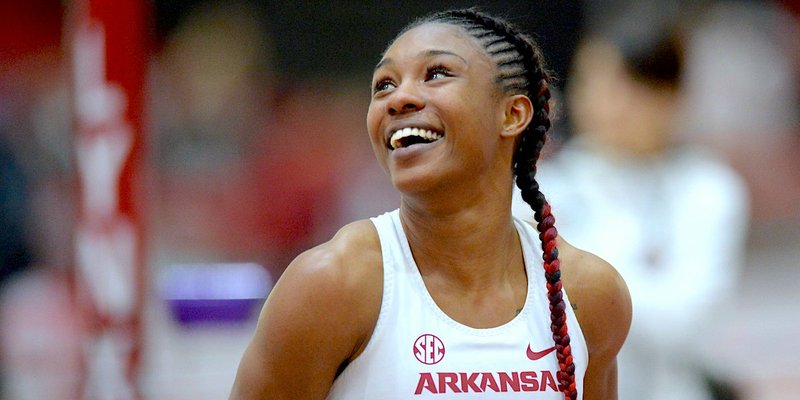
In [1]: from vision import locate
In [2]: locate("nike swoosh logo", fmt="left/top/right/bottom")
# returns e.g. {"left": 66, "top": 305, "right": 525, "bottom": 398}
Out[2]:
{"left": 526, "top": 344, "right": 556, "bottom": 361}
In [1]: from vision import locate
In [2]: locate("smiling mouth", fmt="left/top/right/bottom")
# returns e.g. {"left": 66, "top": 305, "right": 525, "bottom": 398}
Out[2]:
{"left": 389, "top": 127, "right": 444, "bottom": 150}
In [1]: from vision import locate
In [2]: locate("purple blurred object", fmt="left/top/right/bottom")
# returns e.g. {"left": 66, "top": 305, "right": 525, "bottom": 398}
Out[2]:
{"left": 160, "top": 263, "right": 272, "bottom": 325}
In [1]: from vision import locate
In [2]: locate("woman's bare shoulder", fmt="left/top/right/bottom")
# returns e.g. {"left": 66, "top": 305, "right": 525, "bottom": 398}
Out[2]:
{"left": 230, "top": 219, "right": 383, "bottom": 399}
{"left": 294, "top": 219, "right": 382, "bottom": 275}
{"left": 557, "top": 236, "right": 632, "bottom": 358}
{"left": 286, "top": 218, "right": 383, "bottom": 321}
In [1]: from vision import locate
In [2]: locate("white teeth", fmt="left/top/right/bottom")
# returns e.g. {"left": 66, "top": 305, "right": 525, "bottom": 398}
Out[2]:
{"left": 389, "top": 127, "right": 443, "bottom": 149}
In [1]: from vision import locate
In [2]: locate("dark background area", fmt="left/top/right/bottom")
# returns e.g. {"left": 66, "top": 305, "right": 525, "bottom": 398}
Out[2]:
{"left": 153, "top": 1, "right": 584, "bottom": 85}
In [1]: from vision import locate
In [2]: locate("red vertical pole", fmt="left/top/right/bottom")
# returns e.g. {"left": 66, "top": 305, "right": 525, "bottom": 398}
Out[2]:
{"left": 68, "top": 0, "right": 148, "bottom": 398}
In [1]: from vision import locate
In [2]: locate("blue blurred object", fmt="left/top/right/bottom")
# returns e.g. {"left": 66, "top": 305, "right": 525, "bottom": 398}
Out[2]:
{"left": 160, "top": 262, "right": 272, "bottom": 325}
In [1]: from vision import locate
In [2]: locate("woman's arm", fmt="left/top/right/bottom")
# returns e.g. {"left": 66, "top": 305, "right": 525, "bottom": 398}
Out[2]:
{"left": 559, "top": 237, "right": 632, "bottom": 400}
{"left": 229, "top": 221, "right": 382, "bottom": 400}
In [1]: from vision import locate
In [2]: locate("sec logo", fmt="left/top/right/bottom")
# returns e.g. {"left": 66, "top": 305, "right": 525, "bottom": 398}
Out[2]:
{"left": 413, "top": 334, "right": 445, "bottom": 365}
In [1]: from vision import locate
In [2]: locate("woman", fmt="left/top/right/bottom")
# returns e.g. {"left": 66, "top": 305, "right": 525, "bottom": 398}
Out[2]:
{"left": 230, "top": 9, "right": 631, "bottom": 400}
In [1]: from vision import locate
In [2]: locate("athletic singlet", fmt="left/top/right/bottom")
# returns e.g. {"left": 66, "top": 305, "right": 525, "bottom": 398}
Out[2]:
{"left": 326, "top": 209, "right": 588, "bottom": 399}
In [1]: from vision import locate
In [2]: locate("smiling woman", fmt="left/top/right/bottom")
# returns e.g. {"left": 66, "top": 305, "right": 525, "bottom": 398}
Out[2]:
{"left": 229, "top": 8, "right": 631, "bottom": 400}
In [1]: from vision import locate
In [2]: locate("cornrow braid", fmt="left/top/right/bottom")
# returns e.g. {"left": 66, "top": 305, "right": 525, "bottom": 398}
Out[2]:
{"left": 407, "top": 9, "right": 577, "bottom": 400}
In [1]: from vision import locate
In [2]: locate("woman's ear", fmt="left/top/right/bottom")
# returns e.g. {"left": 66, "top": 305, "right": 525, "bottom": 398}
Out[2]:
{"left": 501, "top": 94, "right": 533, "bottom": 138}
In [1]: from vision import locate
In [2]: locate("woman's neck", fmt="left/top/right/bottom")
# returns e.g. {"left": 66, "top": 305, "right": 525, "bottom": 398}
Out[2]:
{"left": 398, "top": 190, "right": 522, "bottom": 290}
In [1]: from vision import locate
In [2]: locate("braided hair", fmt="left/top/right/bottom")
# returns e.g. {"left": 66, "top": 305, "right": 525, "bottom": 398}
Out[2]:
{"left": 401, "top": 9, "right": 577, "bottom": 399}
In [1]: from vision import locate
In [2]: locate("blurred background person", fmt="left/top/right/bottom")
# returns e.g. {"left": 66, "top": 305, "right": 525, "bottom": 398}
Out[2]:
{"left": 675, "top": 2, "right": 800, "bottom": 397}
{"left": 514, "top": 3, "right": 750, "bottom": 400}
{"left": 0, "top": 2, "right": 84, "bottom": 399}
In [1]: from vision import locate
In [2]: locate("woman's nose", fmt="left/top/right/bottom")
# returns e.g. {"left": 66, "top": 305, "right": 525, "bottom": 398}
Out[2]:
{"left": 387, "top": 82, "right": 424, "bottom": 115}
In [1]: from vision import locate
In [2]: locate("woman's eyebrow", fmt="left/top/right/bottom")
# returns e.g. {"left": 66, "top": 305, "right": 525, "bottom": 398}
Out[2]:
{"left": 420, "top": 49, "right": 467, "bottom": 64}
{"left": 374, "top": 57, "right": 393, "bottom": 71}
{"left": 373, "top": 49, "right": 468, "bottom": 72}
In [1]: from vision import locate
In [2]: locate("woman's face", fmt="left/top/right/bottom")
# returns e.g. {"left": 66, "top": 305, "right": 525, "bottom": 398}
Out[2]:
{"left": 568, "top": 39, "right": 677, "bottom": 157}
{"left": 367, "top": 23, "right": 507, "bottom": 195}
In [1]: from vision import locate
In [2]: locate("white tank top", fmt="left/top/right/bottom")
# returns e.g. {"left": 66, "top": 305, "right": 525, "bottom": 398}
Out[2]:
{"left": 327, "top": 209, "right": 588, "bottom": 399}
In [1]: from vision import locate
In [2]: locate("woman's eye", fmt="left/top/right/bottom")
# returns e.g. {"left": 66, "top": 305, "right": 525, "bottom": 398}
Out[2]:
{"left": 373, "top": 80, "right": 395, "bottom": 94}
{"left": 426, "top": 65, "right": 451, "bottom": 81}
